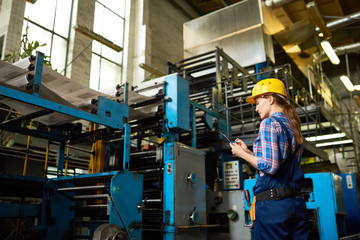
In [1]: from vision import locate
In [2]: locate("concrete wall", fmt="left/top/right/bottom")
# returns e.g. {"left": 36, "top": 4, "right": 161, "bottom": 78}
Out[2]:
{"left": 0, "top": 0, "right": 192, "bottom": 87}
{"left": 0, "top": 0, "right": 25, "bottom": 60}
{"left": 69, "top": 0, "right": 95, "bottom": 87}
{"left": 125, "top": 0, "right": 192, "bottom": 87}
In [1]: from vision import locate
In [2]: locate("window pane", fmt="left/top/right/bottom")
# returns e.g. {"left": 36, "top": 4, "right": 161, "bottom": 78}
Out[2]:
{"left": 99, "top": 59, "right": 121, "bottom": 93}
{"left": 22, "top": 21, "right": 51, "bottom": 56}
{"left": 98, "top": 0, "right": 126, "bottom": 18}
{"left": 90, "top": 53, "right": 100, "bottom": 90}
{"left": 92, "top": 0, "right": 126, "bottom": 92}
{"left": 24, "top": 0, "right": 55, "bottom": 30}
{"left": 51, "top": 35, "right": 67, "bottom": 72}
{"left": 54, "top": 0, "right": 72, "bottom": 37}
{"left": 102, "top": 10, "right": 124, "bottom": 45}
{"left": 101, "top": 45, "right": 123, "bottom": 63}
{"left": 93, "top": 1, "right": 124, "bottom": 62}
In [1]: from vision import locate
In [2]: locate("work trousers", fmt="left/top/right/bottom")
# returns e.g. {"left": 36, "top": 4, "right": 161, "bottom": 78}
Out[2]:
{"left": 253, "top": 197, "right": 308, "bottom": 240}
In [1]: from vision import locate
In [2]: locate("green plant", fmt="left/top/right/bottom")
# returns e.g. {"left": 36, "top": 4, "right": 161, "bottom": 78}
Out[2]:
{"left": 3, "top": 18, "right": 52, "bottom": 68}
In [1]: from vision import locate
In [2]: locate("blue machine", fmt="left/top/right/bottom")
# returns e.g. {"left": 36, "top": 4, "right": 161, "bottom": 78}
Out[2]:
{"left": 137, "top": 73, "right": 224, "bottom": 240}
{"left": 0, "top": 52, "right": 138, "bottom": 239}
{"left": 0, "top": 52, "right": 131, "bottom": 177}
{"left": 37, "top": 171, "right": 143, "bottom": 239}
{"left": 244, "top": 172, "right": 348, "bottom": 240}
{"left": 340, "top": 173, "right": 360, "bottom": 235}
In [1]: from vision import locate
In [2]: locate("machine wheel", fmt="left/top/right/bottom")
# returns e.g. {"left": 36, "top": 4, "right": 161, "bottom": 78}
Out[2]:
{"left": 93, "top": 223, "right": 128, "bottom": 240}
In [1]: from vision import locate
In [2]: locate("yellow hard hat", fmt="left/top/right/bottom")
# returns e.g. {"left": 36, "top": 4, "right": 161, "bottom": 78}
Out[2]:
{"left": 246, "top": 78, "right": 288, "bottom": 104}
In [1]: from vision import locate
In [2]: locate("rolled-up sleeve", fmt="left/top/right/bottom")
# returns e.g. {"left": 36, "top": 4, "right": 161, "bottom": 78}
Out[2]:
{"left": 256, "top": 118, "right": 280, "bottom": 175}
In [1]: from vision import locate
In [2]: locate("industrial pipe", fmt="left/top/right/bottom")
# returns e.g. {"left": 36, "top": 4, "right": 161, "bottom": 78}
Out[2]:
{"left": 315, "top": 11, "right": 360, "bottom": 32}
{"left": 264, "top": 0, "right": 297, "bottom": 9}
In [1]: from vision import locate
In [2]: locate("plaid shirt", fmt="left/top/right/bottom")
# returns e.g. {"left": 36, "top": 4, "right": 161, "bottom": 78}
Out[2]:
{"left": 253, "top": 112, "right": 303, "bottom": 176}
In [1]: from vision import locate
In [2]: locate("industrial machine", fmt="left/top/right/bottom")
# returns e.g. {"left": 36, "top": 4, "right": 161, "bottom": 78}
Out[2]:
{"left": 339, "top": 173, "right": 360, "bottom": 236}
{"left": 1, "top": 37, "right": 359, "bottom": 240}
{"left": 0, "top": 52, "right": 139, "bottom": 239}
{"left": 0, "top": 52, "right": 236, "bottom": 239}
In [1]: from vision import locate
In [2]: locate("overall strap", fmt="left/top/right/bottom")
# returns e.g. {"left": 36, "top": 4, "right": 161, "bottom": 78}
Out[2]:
{"left": 271, "top": 115, "right": 299, "bottom": 156}
{"left": 271, "top": 115, "right": 303, "bottom": 189}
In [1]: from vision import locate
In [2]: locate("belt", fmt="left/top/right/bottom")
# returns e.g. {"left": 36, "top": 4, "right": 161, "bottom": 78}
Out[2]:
{"left": 255, "top": 185, "right": 299, "bottom": 201}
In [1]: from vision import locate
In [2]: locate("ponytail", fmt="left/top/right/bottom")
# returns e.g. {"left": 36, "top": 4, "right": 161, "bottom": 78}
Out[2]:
{"left": 283, "top": 104, "right": 303, "bottom": 144}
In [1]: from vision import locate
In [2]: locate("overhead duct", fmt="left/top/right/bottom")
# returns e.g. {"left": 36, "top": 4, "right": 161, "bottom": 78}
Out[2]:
{"left": 264, "top": 0, "right": 297, "bottom": 9}
{"left": 315, "top": 11, "right": 360, "bottom": 32}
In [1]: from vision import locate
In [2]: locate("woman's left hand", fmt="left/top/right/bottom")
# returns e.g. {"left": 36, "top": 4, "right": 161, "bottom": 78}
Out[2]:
{"left": 230, "top": 141, "right": 246, "bottom": 158}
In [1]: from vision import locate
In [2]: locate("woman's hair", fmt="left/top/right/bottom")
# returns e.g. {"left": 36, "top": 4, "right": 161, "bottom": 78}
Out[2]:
{"left": 265, "top": 94, "right": 303, "bottom": 144}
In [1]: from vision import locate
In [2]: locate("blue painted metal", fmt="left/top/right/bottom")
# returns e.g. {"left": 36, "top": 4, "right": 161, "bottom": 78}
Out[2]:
{"left": 164, "top": 74, "right": 189, "bottom": 132}
{"left": 162, "top": 74, "right": 190, "bottom": 240}
{"left": 205, "top": 112, "right": 213, "bottom": 129}
{"left": 0, "top": 174, "right": 45, "bottom": 219}
{"left": 0, "top": 203, "right": 40, "bottom": 218}
{"left": 97, "top": 96, "right": 128, "bottom": 129}
{"left": 190, "top": 101, "right": 223, "bottom": 118}
{"left": 163, "top": 140, "right": 176, "bottom": 240}
{"left": 33, "top": 51, "right": 44, "bottom": 96}
{"left": 255, "top": 60, "right": 271, "bottom": 81}
{"left": 39, "top": 180, "right": 75, "bottom": 239}
{"left": 244, "top": 172, "right": 348, "bottom": 239}
{"left": 38, "top": 171, "right": 143, "bottom": 239}
{"left": 163, "top": 140, "right": 176, "bottom": 222}
{"left": 52, "top": 170, "right": 119, "bottom": 181}
{"left": 306, "top": 172, "right": 346, "bottom": 239}
{"left": 123, "top": 123, "right": 131, "bottom": 170}
{"left": 109, "top": 171, "right": 143, "bottom": 239}
{"left": 190, "top": 104, "right": 197, "bottom": 148}
{"left": 0, "top": 86, "right": 129, "bottom": 130}
{"left": 57, "top": 141, "right": 65, "bottom": 176}
{"left": 339, "top": 173, "right": 360, "bottom": 235}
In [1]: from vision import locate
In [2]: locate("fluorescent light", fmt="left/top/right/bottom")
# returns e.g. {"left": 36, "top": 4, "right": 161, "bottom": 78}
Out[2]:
{"left": 340, "top": 75, "right": 355, "bottom": 91}
{"left": 354, "top": 85, "right": 360, "bottom": 91}
{"left": 301, "top": 122, "right": 331, "bottom": 131}
{"left": 316, "top": 139, "right": 353, "bottom": 147}
{"left": 306, "top": 133, "right": 346, "bottom": 142}
{"left": 320, "top": 40, "right": 340, "bottom": 65}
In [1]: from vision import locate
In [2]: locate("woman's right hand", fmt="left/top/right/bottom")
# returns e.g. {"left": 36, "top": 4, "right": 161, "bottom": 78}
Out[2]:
{"left": 234, "top": 138, "right": 253, "bottom": 155}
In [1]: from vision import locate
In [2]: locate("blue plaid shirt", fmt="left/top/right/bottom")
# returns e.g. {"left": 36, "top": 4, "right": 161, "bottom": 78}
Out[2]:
{"left": 253, "top": 112, "right": 303, "bottom": 176}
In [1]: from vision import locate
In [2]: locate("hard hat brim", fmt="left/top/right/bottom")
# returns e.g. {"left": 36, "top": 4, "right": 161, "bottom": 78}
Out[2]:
{"left": 245, "top": 92, "right": 288, "bottom": 104}
{"left": 246, "top": 95, "right": 256, "bottom": 104}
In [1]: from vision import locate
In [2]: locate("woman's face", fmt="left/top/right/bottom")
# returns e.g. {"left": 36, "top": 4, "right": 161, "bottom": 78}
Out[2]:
{"left": 255, "top": 96, "right": 271, "bottom": 119}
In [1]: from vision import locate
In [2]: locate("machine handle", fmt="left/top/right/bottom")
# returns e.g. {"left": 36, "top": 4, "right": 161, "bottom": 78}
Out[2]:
{"left": 245, "top": 189, "right": 251, "bottom": 207}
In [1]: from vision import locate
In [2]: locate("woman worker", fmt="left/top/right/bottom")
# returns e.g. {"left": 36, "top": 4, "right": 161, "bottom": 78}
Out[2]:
{"left": 230, "top": 78, "right": 308, "bottom": 239}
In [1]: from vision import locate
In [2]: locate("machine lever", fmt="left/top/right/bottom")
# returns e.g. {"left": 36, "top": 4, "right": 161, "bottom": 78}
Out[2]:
{"left": 105, "top": 187, "right": 130, "bottom": 237}
{"left": 245, "top": 189, "right": 251, "bottom": 207}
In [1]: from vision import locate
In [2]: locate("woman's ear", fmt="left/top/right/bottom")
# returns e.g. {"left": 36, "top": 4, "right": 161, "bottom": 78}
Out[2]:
{"left": 268, "top": 95, "right": 275, "bottom": 105}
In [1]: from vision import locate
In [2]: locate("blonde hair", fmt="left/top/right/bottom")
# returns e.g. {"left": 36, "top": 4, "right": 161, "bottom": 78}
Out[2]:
{"left": 264, "top": 94, "right": 303, "bottom": 144}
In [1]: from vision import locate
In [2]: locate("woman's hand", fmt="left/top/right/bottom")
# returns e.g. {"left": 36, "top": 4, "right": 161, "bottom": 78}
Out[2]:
{"left": 230, "top": 142, "right": 245, "bottom": 158}
{"left": 233, "top": 139, "right": 253, "bottom": 155}
{"left": 230, "top": 139, "right": 258, "bottom": 170}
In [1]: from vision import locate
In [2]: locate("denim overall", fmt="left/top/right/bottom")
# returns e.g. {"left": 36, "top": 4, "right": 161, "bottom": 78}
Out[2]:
{"left": 253, "top": 116, "right": 308, "bottom": 240}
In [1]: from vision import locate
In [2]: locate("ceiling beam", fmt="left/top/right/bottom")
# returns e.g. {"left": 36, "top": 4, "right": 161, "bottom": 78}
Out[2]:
{"left": 306, "top": 1, "right": 332, "bottom": 39}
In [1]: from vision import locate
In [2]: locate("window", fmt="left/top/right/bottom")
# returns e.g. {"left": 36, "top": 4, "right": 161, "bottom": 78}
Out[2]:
{"left": 23, "top": 0, "right": 73, "bottom": 73}
{"left": 90, "top": 0, "right": 127, "bottom": 93}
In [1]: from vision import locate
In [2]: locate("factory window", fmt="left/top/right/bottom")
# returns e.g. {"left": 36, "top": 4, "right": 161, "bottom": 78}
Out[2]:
{"left": 23, "top": 0, "right": 73, "bottom": 73}
{"left": 89, "top": 0, "right": 127, "bottom": 93}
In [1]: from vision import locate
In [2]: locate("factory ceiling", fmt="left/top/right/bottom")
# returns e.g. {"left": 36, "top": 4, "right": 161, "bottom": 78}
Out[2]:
{"left": 178, "top": 0, "right": 360, "bottom": 108}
